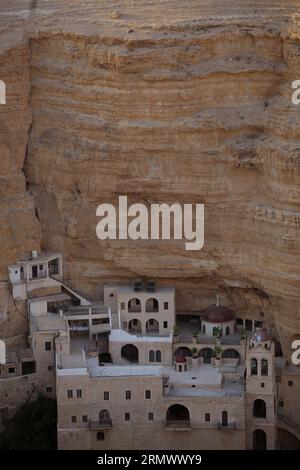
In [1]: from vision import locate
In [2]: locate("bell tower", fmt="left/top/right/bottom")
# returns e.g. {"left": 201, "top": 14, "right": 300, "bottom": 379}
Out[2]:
{"left": 245, "top": 328, "right": 276, "bottom": 449}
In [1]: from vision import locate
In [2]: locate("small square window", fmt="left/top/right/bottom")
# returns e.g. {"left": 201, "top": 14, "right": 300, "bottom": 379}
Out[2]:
{"left": 45, "top": 341, "right": 51, "bottom": 351}
{"left": 48, "top": 365, "right": 53, "bottom": 371}
{"left": 109, "top": 293, "right": 114, "bottom": 298}
{"left": 148, "top": 412, "right": 154, "bottom": 421}
{"left": 39, "top": 265, "right": 43, "bottom": 271}
{"left": 125, "top": 390, "right": 131, "bottom": 400}
{"left": 278, "top": 400, "right": 284, "bottom": 407}
{"left": 67, "top": 390, "right": 73, "bottom": 399}
{"left": 288, "top": 380, "right": 293, "bottom": 387}
{"left": 125, "top": 413, "right": 130, "bottom": 421}
{"left": 164, "top": 302, "right": 168, "bottom": 310}
{"left": 104, "top": 391, "right": 110, "bottom": 401}
{"left": 121, "top": 302, "right": 125, "bottom": 310}
{"left": 71, "top": 416, "right": 77, "bottom": 423}
{"left": 82, "top": 415, "right": 88, "bottom": 423}
{"left": 8, "top": 367, "right": 15, "bottom": 374}
{"left": 163, "top": 321, "right": 168, "bottom": 328}
{"left": 145, "top": 390, "right": 151, "bottom": 399}
{"left": 46, "top": 386, "right": 52, "bottom": 393}
{"left": 205, "top": 413, "right": 210, "bottom": 422}
{"left": 261, "top": 382, "right": 265, "bottom": 388}
{"left": 77, "top": 389, "right": 82, "bottom": 398}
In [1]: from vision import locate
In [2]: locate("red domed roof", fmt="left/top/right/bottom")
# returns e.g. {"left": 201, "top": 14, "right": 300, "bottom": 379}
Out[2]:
{"left": 202, "top": 304, "right": 235, "bottom": 323}
{"left": 251, "top": 328, "right": 271, "bottom": 342}
{"left": 175, "top": 355, "right": 187, "bottom": 363}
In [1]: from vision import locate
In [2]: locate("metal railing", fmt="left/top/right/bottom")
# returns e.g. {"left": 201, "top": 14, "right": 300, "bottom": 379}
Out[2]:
{"left": 89, "top": 418, "right": 112, "bottom": 430}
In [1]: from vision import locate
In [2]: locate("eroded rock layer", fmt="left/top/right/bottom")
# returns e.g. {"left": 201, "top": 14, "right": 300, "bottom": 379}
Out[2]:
{"left": 1, "top": 1, "right": 300, "bottom": 358}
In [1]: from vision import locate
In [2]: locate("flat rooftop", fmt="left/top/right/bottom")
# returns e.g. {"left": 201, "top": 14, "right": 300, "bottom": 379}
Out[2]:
{"left": 18, "top": 251, "right": 61, "bottom": 264}
{"left": 88, "top": 361, "right": 162, "bottom": 378}
{"left": 29, "top": 292, "right": 71, "bottom": 303}
{"left": 110, "top": 329, "right": 171, "bottom": 342}
{"left": 105, "top": 283, "right": 175, "bottom": 295}
{"left": 31, "top": 314, "right": 68, "bottom": 332}
{"left": 164, "top": 365, "right": 223, "bottom": 389}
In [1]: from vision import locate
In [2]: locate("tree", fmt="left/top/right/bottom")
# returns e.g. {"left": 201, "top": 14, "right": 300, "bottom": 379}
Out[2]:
{"left": 0, "top": 394, "right": 57, "bottom": 449}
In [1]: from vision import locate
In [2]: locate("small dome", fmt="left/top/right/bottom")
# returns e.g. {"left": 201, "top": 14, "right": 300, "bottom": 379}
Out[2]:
{"left": 175, "top": 355, "right": 187, "bottom": 363}
{"left": 202, "top": 304, "right": 235, "bottom": 323}
{"left": 251, "top": 328, "right": 271, "bottom": 342}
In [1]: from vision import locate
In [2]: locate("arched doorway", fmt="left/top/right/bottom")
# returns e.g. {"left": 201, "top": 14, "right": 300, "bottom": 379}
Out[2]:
{"left": 225, "top": 326, "right": 230, "bottom": 336}
{"left": 146, "top": 319, "right": 159, "bottom": 334}
{"left": 166, "top": 404, "right": 190, "bottom": 423}
{"left": 222, "top": 411, "right": 228, "bottom": 427}
{"left": 174, "top": 347, "right": 192, "bottom": 358}
{"left": 145, "top": 298, "right": 159, "bottom": 313}
{"left": 199, "top": 347, "right": 215, "bottom": 364}
{"left": 222, "top": 349, "right": 240, "bottom": 364}
{"left": 253, "top": 429, "right": 267, "bottom": 450}
{"left": 121, "top": 344, "right": 139, "bottom": 363}
{"left": 128, "top": 319, "right": 142, "bottom": 334}
{"left": 128, "top": 298, "right": 141, "bottom": 313}
{"left": 253, "top": 399, "right": 266, "bottom": 419}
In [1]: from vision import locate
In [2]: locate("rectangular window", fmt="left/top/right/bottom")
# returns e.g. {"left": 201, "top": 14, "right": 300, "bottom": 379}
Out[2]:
{"left": 8, "top": 367, "right": 15, "bottom": 374}
{"left": 205, "top": 413, "right": 210, "bottom": 422}
{"left": 123, "top": 321, "right": 128, "bottom": 329}
{"left": 164, "top": 302, "right": 169, "bottom": 310}
{"left": 121, "top": 302, "right": 125, "bottom": 310}
{"left": 278, "top": 400, "right": 284, "bottom": 407}
{"left": 124, "top": 413, "right": 130, "bottom": 421}
{"left": 82, "top": 415, "right": 88, "bottom": 423}
{"left": 46, "top": 386, "right": 52, "bottom": 393}
{"left": 39, "top": 264, "right": 43, "bottom": 271}
{"left": 109, "top": 293, "right": 114, "bottom": 297}
{"left": 125, "top": 390, "right": 131, "bottom": 400}
{"left": 67, "top": 390, "right": 73, "bottom": 399}
{"left": 163, "top": 321, "right": 168, "bottom": 328}
{"left": 48, "top": 365, "right": 53, "bottom": 371}
{"left": 236, "top": 318, "right": 243, "bottom": 326}
{"left": 148, "top": 412, "right": 154, "bottom": 421}
{"left": 103, "top": 391, "right": 109, "bottom": 401}
{"left": 145, "top": 390, "right": 151, "bottom": 399}
{"left": 288, "top": 380, "right": 293, "bottom": 387}
{"left": 76, "top": 389, "right": 82, "bottom": 398}
{"left": 71, "top": 416, "right": 77, "bottom": 423}
{"left": 45, "top": 341, "right": 51, "bottom": 351}
{"left": 261, "top": 382, "right": 265, "bottom": 388}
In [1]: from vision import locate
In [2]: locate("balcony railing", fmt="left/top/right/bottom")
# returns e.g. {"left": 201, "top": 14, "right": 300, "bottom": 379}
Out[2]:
{"left": 89, "top": 418, "right": 112, "bottom": 430}
{"left": 165, "top": 419, "right": 191, "bottom": 430}
{"left": 218, "top": 422, "right": 236, "bottom": 430}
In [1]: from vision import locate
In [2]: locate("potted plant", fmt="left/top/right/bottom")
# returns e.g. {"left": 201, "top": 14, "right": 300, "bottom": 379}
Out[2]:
{"left": 191, "top": 347, "right": 198, "bottom": 367}
{"left": 192, "top": 330, "right": 199, "bottom": 345}
{"left": 214, "top": 345, "right": 223, "bottom": 367}
{"left": 173, "top": 325, "right": 180, "bottom": 344}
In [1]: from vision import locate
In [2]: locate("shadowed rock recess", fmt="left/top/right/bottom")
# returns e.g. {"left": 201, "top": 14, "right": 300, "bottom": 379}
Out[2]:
{"left": 1, "top": 1, "right": 300, "bottom": 359}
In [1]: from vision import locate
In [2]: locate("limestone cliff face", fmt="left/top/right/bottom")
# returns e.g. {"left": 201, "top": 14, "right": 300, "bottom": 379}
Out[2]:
{"left": 1, "top": 1, "right": 300, "bottom": 358}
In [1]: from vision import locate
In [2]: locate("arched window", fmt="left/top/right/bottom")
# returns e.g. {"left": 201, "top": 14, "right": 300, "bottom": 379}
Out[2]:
{"left": 253, "top": 399, "right": 266, "bottom": 419}
{"left": 145, "top": 298, "right": 159, "bottom": 313}
{"left": 251, "top": 358, "right": 258, "bottom": 375}
{"left": 222, "top": 410, "right": 228, "bottom": 427}
{"left": 202, "top": 324, "right": 206, "bottom": 334}
{"left": 226, "top": 326, "right": 230, "bottom": 336}
{"left": 97, "top": 431, "right": 105, "bottom": 441}
{"left": 128, "top": 319, "right": 142, "bottom": 334}
{"left": 128, "top": 298, "right": 141, "bottom": 313}
{"left": 156, "top": 350, "right": 161, "bottom": 362}
{"left": 261, "top": 359, "right": 268, "bottom": 376}
{"left": 146, "top": 319, "right": 159, "bottom": 334}
{"left": 213, "top": 327, "right": 219, "bottom": 337}
{"left": 149, "top": 350, "right": 155, "bottom": 362}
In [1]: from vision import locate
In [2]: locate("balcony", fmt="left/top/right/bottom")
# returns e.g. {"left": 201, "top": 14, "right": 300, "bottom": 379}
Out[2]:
{"left": 89, "top": 418, "right": 112, "bottom": 430}
{"left": 165, "top": 419, "right": 191, "bottom": 431}
{"left": 218, "top": 422, "right": 236, "bottom": 430}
